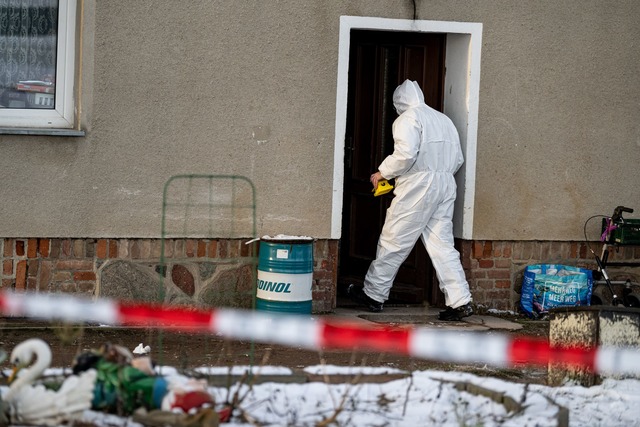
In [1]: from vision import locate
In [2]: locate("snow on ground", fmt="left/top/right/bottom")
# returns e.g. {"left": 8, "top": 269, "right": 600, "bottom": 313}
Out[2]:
{"left": 3, "top": 365, "right": 640, "bottom": 426}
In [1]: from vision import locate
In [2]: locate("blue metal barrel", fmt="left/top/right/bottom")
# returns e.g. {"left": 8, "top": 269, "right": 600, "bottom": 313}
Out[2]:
{"left": 256, "top": 238, "right": 313, "bottom": 314}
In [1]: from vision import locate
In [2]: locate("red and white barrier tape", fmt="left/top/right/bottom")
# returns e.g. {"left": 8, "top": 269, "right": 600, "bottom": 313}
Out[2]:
{"left": 0, "top": 291, "right": 637, "bottom": 376}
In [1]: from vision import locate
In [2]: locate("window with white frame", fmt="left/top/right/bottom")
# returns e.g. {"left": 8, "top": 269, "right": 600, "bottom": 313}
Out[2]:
{"left": 0, "top": 0, "right": 77, "bottom": 129}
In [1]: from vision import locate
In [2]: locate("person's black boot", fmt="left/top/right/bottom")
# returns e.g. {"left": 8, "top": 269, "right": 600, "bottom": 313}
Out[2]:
{"left": 438, "top": 303, "right": 473, "bottom": 321}
{"left": 347, "top": 284, "right": 383, "bottom": 313}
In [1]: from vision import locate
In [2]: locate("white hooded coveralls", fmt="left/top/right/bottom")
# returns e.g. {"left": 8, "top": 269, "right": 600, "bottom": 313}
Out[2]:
{"left": 363, "top": 80, "right": 472, "bottom": 309}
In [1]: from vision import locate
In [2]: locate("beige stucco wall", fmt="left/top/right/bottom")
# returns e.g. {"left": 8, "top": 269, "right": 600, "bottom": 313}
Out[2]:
{"left": 473, "top": 1, "right": 640, "bottom": 240}
{"left": 0, "top": 0, "right": 638, "bottom": 242}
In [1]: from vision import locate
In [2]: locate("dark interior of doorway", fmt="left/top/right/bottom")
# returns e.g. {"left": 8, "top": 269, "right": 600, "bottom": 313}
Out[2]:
{"left": 337, "top": 29, "right": 448, "bottom": 309}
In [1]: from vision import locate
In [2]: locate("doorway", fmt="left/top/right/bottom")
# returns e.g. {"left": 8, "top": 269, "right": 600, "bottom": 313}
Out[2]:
{"left": 337, "top": 30, "right": 446, "bottom": 306}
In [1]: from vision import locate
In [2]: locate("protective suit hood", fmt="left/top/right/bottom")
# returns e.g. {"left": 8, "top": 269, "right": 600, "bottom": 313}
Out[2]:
{"left": 393, "top": 80, "right": 425, "bottom": 115}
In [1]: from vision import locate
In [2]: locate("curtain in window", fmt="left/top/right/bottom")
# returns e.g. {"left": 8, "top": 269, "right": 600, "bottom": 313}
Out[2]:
{"left": 0, "top": 0, "right": 57, "bottom": 99}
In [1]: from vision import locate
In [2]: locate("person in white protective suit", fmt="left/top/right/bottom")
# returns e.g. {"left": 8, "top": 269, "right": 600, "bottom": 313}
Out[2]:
{"left": 348, "top": 79, "right": 473, "bottom": 321}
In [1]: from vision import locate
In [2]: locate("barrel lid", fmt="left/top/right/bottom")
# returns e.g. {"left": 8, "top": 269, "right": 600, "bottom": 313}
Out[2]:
{"left": 261, "top": 234, "right": 314, "bottom": 243}
{"left": 246, "top": 234, "right": 314, "bottom": 245}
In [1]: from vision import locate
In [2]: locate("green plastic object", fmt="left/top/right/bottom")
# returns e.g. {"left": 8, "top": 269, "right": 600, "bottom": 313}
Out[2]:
{"left": 602, "top": 218, "right": 640, "bottom": 245}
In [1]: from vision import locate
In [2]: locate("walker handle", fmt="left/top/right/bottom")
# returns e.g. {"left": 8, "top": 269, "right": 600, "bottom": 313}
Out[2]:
{"left": 612, "top": 206, "right": 634, "bottom": 222}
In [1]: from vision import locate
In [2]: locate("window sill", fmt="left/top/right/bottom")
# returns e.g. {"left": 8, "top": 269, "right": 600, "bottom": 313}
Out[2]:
{"left": 0, "top": 127, "right": 85, "bottom": 137}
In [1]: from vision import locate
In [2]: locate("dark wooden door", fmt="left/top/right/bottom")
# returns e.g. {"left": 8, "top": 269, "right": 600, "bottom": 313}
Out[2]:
{"left": 338, "top": 30, "right": 446, "bottom": 305}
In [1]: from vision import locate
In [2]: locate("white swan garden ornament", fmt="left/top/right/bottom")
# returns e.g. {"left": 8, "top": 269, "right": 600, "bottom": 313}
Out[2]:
{"left": 3, "top": 338, "right": 97, "bottom": 426}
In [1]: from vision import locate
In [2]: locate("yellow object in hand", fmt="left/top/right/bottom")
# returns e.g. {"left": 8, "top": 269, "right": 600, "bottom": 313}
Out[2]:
{"left": 373, "top": 179, "right": 394, "bottom": 197}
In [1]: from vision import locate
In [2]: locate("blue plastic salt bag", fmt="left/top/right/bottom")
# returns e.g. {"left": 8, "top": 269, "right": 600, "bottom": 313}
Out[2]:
{"left": 520, "top": 264, "right": 593, "bottom": 318}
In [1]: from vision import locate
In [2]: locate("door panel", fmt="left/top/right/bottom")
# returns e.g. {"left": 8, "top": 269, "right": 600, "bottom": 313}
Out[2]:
{"left": 339, "top": 30, "right": 446, "bottom": 306}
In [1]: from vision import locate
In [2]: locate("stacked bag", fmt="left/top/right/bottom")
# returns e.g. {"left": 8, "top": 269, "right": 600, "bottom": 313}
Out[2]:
{"left": 520, "top": 264, "right": 593, "bottom": 319}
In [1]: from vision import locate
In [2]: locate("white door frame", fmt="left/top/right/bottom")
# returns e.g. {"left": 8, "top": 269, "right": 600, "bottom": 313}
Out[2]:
{"left": 331, "top": 16, "right": 483, "bottom": 240}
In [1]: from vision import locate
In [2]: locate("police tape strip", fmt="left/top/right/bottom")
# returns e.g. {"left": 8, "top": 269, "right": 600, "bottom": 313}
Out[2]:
{"left": 0, "top": 291, "right": 637, "bottom": 376}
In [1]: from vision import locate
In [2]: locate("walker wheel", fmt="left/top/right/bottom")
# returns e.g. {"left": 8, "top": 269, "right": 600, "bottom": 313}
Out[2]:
{"left": 590, "top": 286, "right": 610, "bottom": 305}
{"left": 625, "top": 293, "right": 640, "bottom": 308}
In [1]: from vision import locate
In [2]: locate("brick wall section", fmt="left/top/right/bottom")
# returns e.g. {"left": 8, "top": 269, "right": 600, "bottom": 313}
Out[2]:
{"left": 2, "top": 238, "right": 638, "bottom": 312}
{"left": 312, "top": 239, "right": 339, "bottom": 313}
{"left": 1, "top": 237, "right": 339, "bottom": 313}
{"left": 462, "top": 240, "right": 640, "bottom": 311}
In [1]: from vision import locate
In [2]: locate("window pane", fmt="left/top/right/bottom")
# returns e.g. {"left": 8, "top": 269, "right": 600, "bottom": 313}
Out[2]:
{"left": 0, "top": 0, "right": 58, "bottom": 110}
